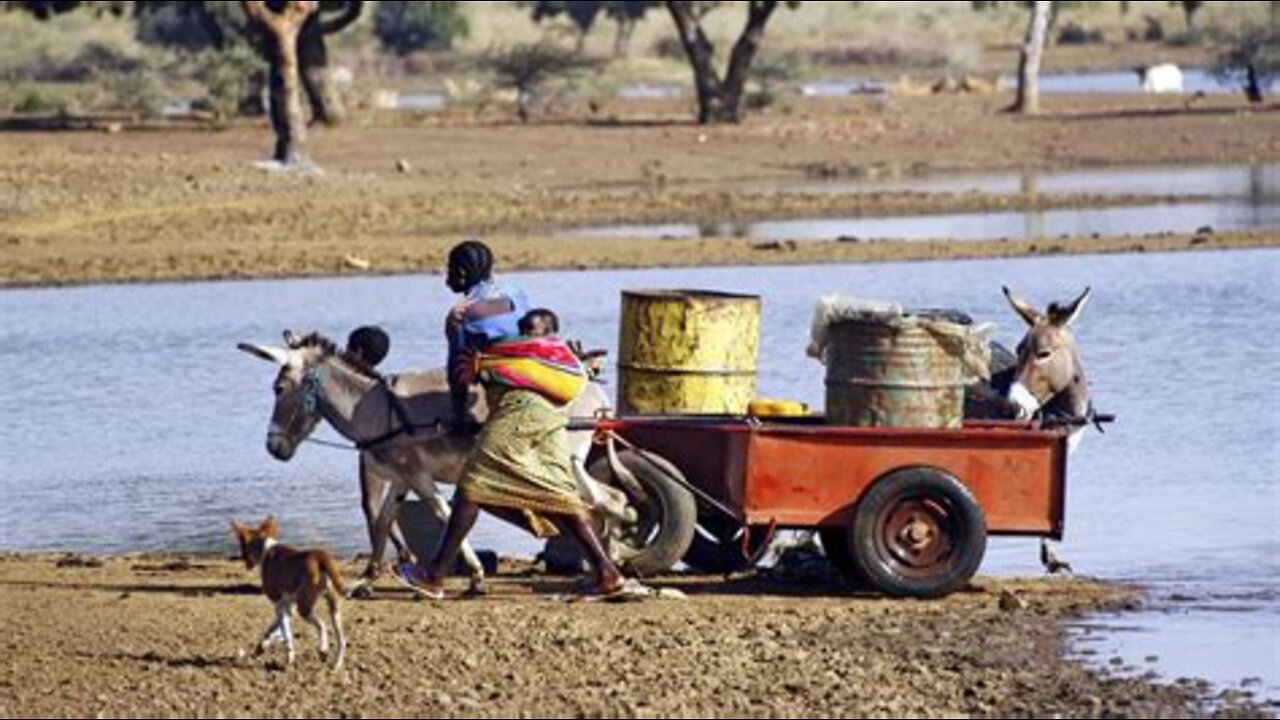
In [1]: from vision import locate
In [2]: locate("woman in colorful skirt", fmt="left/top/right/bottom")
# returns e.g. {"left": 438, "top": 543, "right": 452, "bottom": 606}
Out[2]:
{"left": 396, "top": 244, "right": 623, "bottom": 598}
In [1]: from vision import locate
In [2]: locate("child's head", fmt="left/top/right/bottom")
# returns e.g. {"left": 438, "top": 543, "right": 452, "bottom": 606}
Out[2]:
{"left": 519, "top": 308, "right": 560, "bottom": 337}
{"left": 346, "top": 325, "right": 390, "bottom": 367}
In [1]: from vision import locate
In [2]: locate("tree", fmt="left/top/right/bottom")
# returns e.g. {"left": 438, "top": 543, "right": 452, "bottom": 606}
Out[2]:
{"left": 606, "top": 1, "right": 657, "bottom": 56}
{"left": 240, "top": 0, "right": 316, "bottom": 165}
{"left": 1214, "top": 22, "right": 1279, "bottom": 102}
{"left": 4, "top": 0, "right": 364, "bottom": 127}
{"left": 974, "top": 1, "right": 1054, "bottom": 114}
{"left": 524, "top": 1, "right": 658, "bottom": 56}
{"left": 526, "top": 1, "right": 604, "bottom": 53}
{"left": 229, "top": 0, "right": 356, "bottom": 129}
{"left": 1171, "top": 1, "right": 1203, "bottom": 32}
{"left": 667, "top": 0, "right": 799, "bottom": 124}
{"left": 1010, "top": 1, "right": 1051, "bottom": 114}
{"left": 135, "top": 1, "right": 248, "bottom": 51}
{"left": 373, "top": 1, "right": 468, "bottom": 55}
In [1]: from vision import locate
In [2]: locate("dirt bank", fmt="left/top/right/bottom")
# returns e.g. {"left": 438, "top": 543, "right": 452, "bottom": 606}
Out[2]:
{"left": 0, "top": 553, "right": 1273, "bottom": 719}
{"left": 2, "top": 93, "right": 1277, "bottom": 287}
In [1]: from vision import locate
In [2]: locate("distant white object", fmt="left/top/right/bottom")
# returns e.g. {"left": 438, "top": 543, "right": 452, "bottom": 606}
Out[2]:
{"left": 372, "top": 89, "right": 400, "bottom": 110}
{"left": 1139, "top": 63, "right": 1184, "bottom": 93}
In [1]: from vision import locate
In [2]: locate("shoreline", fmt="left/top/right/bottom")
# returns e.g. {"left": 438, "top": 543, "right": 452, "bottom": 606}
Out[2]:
{"left": 0, "top": 551, "right": 1273, "bottom": 718}
{"left": 1, "top": 228, "right": 1272, "bottom": 291}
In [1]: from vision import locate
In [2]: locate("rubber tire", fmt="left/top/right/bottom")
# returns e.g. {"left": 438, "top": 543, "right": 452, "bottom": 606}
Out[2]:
{"left": 819, "top": 527, "right": 867, "bottom": 584}
{"left": 846, "top": 467, "right": 987, "bottom": 599}
{"left": 587, "top": 449, "right": 697, "bottom": 577}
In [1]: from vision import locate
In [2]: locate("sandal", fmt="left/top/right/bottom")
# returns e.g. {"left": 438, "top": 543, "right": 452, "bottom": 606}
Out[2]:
{"left": 391, "top": 562, "right": 445, "bottom": 600}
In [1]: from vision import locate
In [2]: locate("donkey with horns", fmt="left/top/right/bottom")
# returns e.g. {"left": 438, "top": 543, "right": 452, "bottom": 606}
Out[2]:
{"left": 238, "top": 331, "right": 628, "bottom": 597}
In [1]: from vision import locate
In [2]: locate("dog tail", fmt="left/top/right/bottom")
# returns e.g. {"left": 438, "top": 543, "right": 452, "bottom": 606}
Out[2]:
{"left": 320, "top": 553, "right": 346, "bottom": 596}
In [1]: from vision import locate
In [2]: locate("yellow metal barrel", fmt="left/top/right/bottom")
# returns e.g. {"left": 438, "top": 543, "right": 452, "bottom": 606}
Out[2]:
{"left": 618, "top": 290, "right": 761, "bottom": 415}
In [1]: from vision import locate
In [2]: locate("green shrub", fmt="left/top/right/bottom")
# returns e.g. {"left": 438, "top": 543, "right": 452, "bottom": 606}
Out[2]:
{"left": 1214, "top": 24, "right": 1279, "bottom": 100}
{"left": 100, "top": 71, "right": 168, "bottom": 117}
{"left": 1165, "top": 28, "right": 1207, "bottom": 47}
{"left": 191, "top": 44, "right": 260, "bottom": 119}
{"left": 374, "top": 1, "right": 469, "bottom": 55}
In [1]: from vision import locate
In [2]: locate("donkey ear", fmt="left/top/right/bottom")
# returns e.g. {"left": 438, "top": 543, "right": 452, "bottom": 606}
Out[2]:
{"left": 1003, "top": 286, "right": 1042, "bottom": 327}
{"left": 260, "top": 516, "right": 280, "bottom": 538}
{"left": 237, "top": 343, "right": 289, "bottom": 366}
{"left": 1049, "top": 286, "right": 1092, "bottom": 327}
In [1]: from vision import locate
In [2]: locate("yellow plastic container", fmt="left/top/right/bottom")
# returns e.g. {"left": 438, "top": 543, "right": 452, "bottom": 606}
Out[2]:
{"left": 618, "top": 290, "right": 761, "bottom": 415}
{"left": 748, "top": 399, "right": 810, "bottom": 418}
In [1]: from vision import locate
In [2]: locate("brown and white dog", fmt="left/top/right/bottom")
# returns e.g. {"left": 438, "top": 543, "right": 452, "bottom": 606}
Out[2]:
{"left": 231, "top": 517, "right": 347, "bottom": 669}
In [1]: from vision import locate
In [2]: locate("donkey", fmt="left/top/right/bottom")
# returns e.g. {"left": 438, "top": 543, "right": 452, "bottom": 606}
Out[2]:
{"left": 1002, "top": 286, "right": 1094, "bottom": 452}
{"left": 238, "top": 331, "right": 627, "bottom": 597}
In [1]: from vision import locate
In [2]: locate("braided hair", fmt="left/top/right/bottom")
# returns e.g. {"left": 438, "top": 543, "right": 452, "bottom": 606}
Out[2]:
{"left": 447, "top": 240, "right": 494, "bottom": 293}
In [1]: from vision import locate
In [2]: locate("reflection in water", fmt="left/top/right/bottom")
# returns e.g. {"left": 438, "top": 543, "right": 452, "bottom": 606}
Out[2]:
{"left": 564, "top": 164, "right": 1280, "bottom": 243}
{"left": 568, "top": 201, "right": 1280, "bottom": 243}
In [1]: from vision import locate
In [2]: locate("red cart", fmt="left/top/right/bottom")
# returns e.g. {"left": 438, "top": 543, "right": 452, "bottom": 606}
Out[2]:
{"left": 578, "top": 414, "right": 1095, "bottom": 598}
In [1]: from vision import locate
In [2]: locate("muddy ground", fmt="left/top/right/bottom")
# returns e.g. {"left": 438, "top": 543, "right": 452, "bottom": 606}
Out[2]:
{"left": 0, "top": 553, "right": 1273, "bottom": 719}
{"left": 2, "top": 93, "right": 1278, "bottom": 287}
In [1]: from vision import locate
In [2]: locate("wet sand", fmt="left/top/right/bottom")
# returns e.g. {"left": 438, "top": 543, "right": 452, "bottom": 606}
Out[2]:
{"left": 2, "top": 93, "right": 1278, "bottom": 287}
{"left": 0, "top": 553, "right": 1272, "bottom": 719}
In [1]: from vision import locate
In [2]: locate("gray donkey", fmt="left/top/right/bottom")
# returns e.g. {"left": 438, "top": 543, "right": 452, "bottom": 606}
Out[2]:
{"left": 238, "top": 331, "right": 627, "bottom": 597}
{"left": 1002, "top": 286, "right": 1094, "bottom": 452}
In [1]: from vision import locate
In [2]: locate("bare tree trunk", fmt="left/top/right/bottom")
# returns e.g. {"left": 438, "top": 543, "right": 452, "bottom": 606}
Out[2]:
{"left": 613, "top": 18, "right": 636, "bottom": 58}
{"left": 719, "top": 1, "right": 778, "bottom": 124}
{"left": 668, "top": 0, "right": 725, "bottom": 124}
{"left": 1245, "top": 64, "right": 1263, "bottom": 103}
{"left": 242, "top": 0, "right": 317, "bottom": 165}
{"left": 1010, "top": 0, "right": 1051, "bottom": 115}
{"left": 299, "top": 13, "right": 339, "bottom": 126}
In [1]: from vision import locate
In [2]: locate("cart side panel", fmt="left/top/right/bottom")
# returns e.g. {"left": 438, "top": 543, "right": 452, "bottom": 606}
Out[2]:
{"left": 613, "top": 423, "right": 749, "bottom": 517}
{"left": 743, "top": 427, "right": 1066, "bottom": 537}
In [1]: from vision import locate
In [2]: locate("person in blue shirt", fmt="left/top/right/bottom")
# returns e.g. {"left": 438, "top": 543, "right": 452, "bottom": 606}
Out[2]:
{"left": 443, "top": 240, "right": 530, "bottom": 434}
{"left": 394, "top": 240, "right": 624, "bottom": 599}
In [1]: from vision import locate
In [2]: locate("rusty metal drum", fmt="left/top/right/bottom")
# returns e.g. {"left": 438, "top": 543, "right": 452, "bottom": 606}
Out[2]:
{"left": 824, "top": 319, "right": 969, "bottom": 428}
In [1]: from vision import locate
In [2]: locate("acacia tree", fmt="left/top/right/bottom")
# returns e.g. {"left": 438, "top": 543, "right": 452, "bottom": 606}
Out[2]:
{"left": 524, "top": 1, "right": 658, "bottom": 56}
{"left": 4, "top": 0, "right": 363, "bottom": 129}
{"left": 240, "top": 0, "right": 316, "bottom": 164}
{"left": 1171, "top": 0, "right": 1203, "bottom": 32}
{"left": 667, "top": 0, "right": 799, "bottom": 124}
{"left": 607, "top": 0, "right": 657, "bottom": 56}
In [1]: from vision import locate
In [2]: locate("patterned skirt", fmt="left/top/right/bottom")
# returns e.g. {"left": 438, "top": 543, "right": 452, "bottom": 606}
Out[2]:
{"left": 459, "top": 387, "right": 590, "bottom": 538}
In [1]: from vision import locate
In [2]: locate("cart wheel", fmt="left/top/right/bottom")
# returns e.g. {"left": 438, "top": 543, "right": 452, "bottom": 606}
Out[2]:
{"left": 846, "top": 467, "right": 986, "bottom": 599}
{"left": 587, "top": 449, "right": 696, "bottom": 577}
{"left": 683, "top": 514, "right": 771, "bottom": 574}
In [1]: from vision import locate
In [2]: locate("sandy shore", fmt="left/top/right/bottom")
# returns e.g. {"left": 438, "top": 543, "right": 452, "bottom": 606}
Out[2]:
{"left": 0, "top": 552, "right": 1273, "bottom": 719}
{"left": 2, "top": 93, "right": 1278, "bottom": 287}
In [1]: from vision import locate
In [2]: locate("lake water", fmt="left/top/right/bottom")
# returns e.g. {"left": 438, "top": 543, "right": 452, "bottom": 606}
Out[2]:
{"left": 564, "top": 163, "right": 1280, "bottom": 243}
{"left": 805, "top": 68, "right": 1236, "bottom": 98}
{"left": 1, "top": 250, "right": 1276, "bottom": 703}
{"left": 391, "top": 67, "right": 1238, "bottom": 114}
